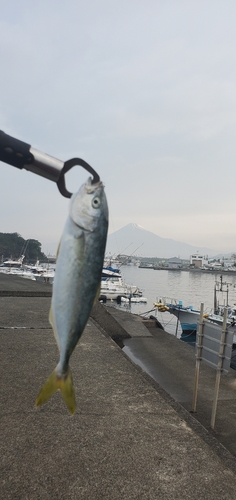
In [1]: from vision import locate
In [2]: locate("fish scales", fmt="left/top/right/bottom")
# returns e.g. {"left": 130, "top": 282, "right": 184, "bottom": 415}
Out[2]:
{"left": 36, "top": 177, "right": 108, "bottom": 414}
{"left": 52, "top": 219, "right": 107, "bottom": 366}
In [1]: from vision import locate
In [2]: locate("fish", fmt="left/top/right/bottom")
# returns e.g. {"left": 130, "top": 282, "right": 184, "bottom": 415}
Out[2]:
{"left": 36, "top": 177, "right": 108, "bottom": 414}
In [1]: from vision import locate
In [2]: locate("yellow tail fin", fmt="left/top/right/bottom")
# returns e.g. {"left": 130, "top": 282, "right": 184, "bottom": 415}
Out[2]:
{"left": 35, "top": 368, "right": 76, "bottom": 415}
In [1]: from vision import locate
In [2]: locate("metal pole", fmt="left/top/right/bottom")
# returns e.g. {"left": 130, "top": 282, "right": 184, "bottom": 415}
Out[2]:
{"left": 175, "top": 309, "right": 180, "bottom": 337}
{"left": 210, "top": 308, "right": 228, "bottom": 430}
{"left": 192, "top": 303, "right": 204, "bottom": 413}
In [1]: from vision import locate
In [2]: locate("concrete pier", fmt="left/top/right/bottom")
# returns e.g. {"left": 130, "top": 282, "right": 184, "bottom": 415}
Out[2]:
{"left": 1, "top": 273, "right": 236, "bottom": 499}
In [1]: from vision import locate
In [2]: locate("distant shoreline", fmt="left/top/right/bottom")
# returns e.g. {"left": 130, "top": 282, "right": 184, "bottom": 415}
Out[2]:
{"left": 152, "top": 266, "right": 236, "bottom": 275}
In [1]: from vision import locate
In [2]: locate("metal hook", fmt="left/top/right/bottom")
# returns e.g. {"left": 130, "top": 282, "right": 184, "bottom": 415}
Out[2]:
{"left": 57, "top": 158, "right": 100, "bottom": 198}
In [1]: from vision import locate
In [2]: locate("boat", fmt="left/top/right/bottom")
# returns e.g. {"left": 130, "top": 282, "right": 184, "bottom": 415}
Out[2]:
{"left": 0, "top": 256, "right": 36, "bottom": 279}
{"left": 101, "top": 266, "right": 121, "bottom": 279}
{"left": 154, "top": 300, "right": 203, "bottom": 338}
{"left": 0, "top": 255, "right": 25, "bottom": 273}
{"left": 120, "top": 296, "right": 147, "bottom": 303}
{"left": 100, "top": 266, "right": 143, "bottom": 301}
{"left": 0, "top": 255, "right": 143, "bottom": 299}
{"left": 138, "top": 262, "right": 154, "bottom": 269}
{"left": 0, "top": 240, "right": 32, "bottom": 275}
{"left": 154, "top": 276, "right": 236, "bottom": 344}
{"left": 0, "top": 254, "right": 51, "bottom": 280}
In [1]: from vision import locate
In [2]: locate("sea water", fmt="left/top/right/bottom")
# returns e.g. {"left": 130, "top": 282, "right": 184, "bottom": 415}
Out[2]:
{"left": 110, "top": 266, "right": 236, "bottom": 338}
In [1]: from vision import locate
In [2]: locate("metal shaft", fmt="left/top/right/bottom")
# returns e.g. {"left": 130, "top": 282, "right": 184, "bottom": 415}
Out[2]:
{"left": 0, "top": 130, "right": 64, "bottom": 183}
{"left": 27, "top": 148, "right": 63, "bottom": 182}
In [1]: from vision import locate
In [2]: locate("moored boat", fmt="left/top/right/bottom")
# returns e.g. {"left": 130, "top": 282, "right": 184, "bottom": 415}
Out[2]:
{"left": 0, "top": 255, "right": 25, "bottom": 273}
{"left": 154, "top": 277, "right": 236, "bottom": 347}
{"left": 120, "top": 296, "right": 147, "bottom": 303}
{"left": 100, "top": 266, "right": 143, "bottom": 301}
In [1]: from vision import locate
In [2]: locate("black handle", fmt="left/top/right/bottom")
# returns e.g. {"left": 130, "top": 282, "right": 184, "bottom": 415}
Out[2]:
{"left": 0, "top": 130, "right": 33, "bottom": 169}
{"left": 0, "top": 130, "right": 101, "bottom": 199}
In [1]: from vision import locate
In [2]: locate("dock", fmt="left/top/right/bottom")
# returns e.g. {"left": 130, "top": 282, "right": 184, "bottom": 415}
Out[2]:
{"left": 1, "top": 273, "right": 236, "bottom": 499}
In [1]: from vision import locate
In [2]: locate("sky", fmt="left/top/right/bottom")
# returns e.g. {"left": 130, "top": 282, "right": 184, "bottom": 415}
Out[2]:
{"left": 1, "top": 0, "right": 236, "bottom": 256}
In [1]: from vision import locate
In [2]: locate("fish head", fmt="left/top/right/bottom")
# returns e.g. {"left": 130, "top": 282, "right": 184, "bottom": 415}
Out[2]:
{"left": 69, "top": 177, "right": 108, "bottom": 231}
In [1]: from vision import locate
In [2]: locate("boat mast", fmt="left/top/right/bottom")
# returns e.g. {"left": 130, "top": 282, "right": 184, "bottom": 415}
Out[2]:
{"left": 214, "top": 275, "right": 230, "bottom": 314}
{"left": 214, "top": 282, "right": 217, "bottom": 314}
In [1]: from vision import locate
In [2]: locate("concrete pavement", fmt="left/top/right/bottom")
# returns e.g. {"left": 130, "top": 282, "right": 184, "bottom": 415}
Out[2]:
{"left": 92, "top": 303, "right": 236, "bottom": 457}
{"left": 1, "top": 273, "right": 236, "bottom": 499}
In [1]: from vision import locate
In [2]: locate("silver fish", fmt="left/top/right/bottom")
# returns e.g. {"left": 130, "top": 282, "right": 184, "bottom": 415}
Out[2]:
{"left": 36, "top": 177, "right": 108, "bottom": 414}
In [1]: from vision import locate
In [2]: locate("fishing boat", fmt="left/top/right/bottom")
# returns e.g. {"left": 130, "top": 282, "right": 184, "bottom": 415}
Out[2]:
{"left": 154, "top": 276, "right": 236, "bottom": 341}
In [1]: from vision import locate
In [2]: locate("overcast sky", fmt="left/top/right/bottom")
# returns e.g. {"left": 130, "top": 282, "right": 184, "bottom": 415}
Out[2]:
{"left": 1, "top": 1, "right": 236, "bottom": 256}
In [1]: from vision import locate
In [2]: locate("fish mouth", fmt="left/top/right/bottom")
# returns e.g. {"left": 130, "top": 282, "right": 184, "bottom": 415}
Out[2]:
{"left": 85, "top": 178, "right": 103, "bottom": 192}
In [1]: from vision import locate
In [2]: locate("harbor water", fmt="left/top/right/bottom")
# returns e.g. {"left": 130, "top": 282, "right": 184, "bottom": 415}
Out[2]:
{"left": 112, "top": 266, "right": 236, "bottom": 338}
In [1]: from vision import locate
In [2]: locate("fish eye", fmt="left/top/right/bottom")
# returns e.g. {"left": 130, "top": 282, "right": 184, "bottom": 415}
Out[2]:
{"left": 92, "top": 196, "right": 101, "bottom": 208}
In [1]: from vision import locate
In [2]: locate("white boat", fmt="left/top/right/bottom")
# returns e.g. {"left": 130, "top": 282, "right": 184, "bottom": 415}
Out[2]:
{"left": 0, "top": 257, "right": 36, "bottom": 279}
{"left": 0, "top": 256, "right": 49, "bottom": 280}
{"left": 100, "top": 266, "right": 143, "bottom": 301}
{"left": 0, "top": 257, "right": 142, "bottom": 297}
{"left": 0, "top": 255, "right": 25, "bottom": 273}
{"left": 120, "top": 296, "right": 147, "bottom": 303}
{"left": 100, "top": 277, "right": 136, "bottom": 300}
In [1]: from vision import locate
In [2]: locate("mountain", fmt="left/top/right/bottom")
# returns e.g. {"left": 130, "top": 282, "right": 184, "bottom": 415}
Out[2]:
{"left": 106, "top": 223, "right": 217, "bottom": 259}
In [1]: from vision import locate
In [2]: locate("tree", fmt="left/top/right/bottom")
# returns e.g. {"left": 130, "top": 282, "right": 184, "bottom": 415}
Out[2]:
{"left": 0, "top": 233, "right": 48, "bottom": 262}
